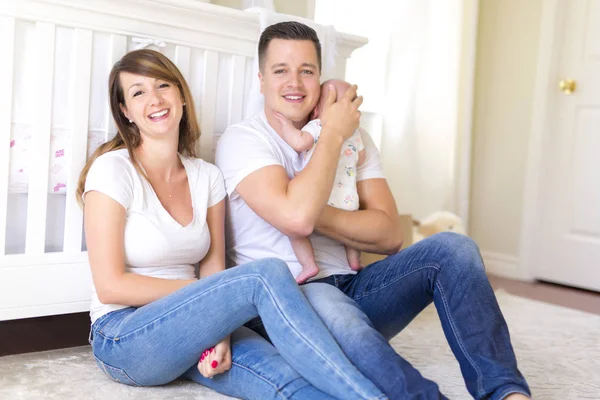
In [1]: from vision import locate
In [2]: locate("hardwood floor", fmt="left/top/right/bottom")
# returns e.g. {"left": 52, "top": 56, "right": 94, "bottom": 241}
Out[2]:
{"left": 487, "top": 274, "right": 600, "bottom": 315}
{"left": 0, "top": 312, "right": 89, "bottom": 357}
{"left": 1, "top": 276, "right": 598, "bottom": 357}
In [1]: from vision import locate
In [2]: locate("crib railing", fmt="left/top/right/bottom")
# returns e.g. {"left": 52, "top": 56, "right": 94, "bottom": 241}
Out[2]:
{"left": 0, "top": 0, "right": 366, "bottom": 320}
{"left": 0, "top": 15, "right": 15, "bottom": 256}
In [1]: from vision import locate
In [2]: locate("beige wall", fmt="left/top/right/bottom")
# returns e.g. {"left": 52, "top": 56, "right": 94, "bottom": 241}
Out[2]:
{"left": 274, "top": 0, "right": 312, "bottom": 18}
{"left": 210, "top": 0, "right": 243, "bottom": 9}
{"left": 469, "top": 0, "right": 543, "bottom": 256}
{"left": 209, "top": 0, "right": 312, "bottom": 18}
{"left": 210, "top": 0, "right": 243, "bottom": 10}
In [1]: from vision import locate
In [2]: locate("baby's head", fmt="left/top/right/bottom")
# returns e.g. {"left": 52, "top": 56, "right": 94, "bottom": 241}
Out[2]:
{"left": 312, "top": 79, "right": 352, "bottom": 120}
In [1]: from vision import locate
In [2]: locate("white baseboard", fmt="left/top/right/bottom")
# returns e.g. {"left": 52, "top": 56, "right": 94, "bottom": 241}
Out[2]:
{"left": 481, "top": 251, "right": 532, "bottom": 281}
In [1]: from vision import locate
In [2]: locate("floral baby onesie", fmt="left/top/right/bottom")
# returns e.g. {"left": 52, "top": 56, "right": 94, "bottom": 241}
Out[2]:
{"left": 292, "top": 119, "right": 364, "bottom": 211}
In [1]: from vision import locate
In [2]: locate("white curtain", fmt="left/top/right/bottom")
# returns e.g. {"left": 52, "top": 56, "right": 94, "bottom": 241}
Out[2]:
{"left": 315, "top": 0, "right": 475, "bottom": 221}
{"left": 380, "top": 0, "right": 463, "bottom": 220}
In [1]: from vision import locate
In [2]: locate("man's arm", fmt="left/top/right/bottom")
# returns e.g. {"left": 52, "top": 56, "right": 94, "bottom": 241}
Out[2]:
{"left": 236, "top": 85, "right": 362, "bottom": 238}
{"left": 236, "top": 135, "right": 343, "bottom": 238}
{"left": 314, "top": 178, "right": 404, "bottom": 255}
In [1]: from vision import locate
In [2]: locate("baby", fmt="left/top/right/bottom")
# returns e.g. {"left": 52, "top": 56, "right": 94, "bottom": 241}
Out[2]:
{"left": 274, "top": 79, "right": 365, "bottom": 284}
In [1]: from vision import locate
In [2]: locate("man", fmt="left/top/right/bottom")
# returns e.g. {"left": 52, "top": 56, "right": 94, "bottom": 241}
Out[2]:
{"left": 216, "top": 21, "right": 530, "bottom": 400}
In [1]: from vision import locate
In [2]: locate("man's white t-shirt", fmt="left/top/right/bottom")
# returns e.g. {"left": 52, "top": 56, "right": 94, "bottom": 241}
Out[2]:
{"left": 215, "top": 110, "right": 385, "bottom": 281}
{"left": 84, "top": 149, "right": 226, "bottom": 324}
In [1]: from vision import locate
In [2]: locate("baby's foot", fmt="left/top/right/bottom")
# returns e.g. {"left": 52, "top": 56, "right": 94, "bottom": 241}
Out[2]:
{"left": 296, "top": 264, "right": 319, "bottom": 284}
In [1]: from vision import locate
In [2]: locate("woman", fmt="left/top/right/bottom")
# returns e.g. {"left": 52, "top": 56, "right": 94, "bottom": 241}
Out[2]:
{"left": 77, "top": 49, "right": 385, "bottom": 400}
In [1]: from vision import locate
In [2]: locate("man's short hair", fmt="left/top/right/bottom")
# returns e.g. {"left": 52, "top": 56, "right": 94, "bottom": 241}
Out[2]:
{"left": 258, "top": 21, "right": 322, "bottom": 72}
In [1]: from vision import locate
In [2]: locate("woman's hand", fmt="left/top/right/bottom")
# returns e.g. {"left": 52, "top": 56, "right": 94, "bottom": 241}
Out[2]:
{"left": 197, "top": 336, "right": 232, "bottom": 379}
{"left": 319, "top": 84, "right": 363, "bottom": 141}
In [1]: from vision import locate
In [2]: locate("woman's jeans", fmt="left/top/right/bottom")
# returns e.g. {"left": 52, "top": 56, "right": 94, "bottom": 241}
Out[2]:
{"left": 90, "top": 258, "right": 386, "bottom": 400}
{"left": 249, "top": 233, "right": 531, "bottom": 400}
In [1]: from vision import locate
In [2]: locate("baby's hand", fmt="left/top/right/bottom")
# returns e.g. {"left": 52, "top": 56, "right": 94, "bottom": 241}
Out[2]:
{"left": 273, "top": 110, "right": 312, "bottom": 153}
{"left": 273, "top": 110, "right": 292, "bottom": 128}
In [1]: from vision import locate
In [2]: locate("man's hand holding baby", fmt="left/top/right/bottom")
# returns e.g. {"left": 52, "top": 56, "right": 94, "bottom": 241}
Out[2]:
{"left": 319, "top": 84, "right": 362, "bottom": 143}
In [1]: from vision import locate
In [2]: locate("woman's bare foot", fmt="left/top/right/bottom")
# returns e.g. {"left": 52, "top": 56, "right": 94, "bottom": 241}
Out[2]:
{"left": 295, "top": 264, "right": 319, "bottom": 284}
{"left": 504, "top": 393, "right": 530, "bottom": 400}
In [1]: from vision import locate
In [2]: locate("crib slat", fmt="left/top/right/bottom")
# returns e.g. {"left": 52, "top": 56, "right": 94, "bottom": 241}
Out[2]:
{"left": 199, "top": 51, "right": 219, "bottom": 161}
{"left": 25, "top": 22, "right": 56, "bottom": 255}
{"left": 105, "top": 34, "right": 127, "bottom": 141}
{"left": 227, "top": 55, "right": 246, "bottom": 126}
{"left": 175, "top": 45, "right": 191, "bottom": 82}
{"left": 63, "top": 29, "right": 93, "bottom": 254}
{"left": 0, "top": 17, "right": 16, "bottom": 256}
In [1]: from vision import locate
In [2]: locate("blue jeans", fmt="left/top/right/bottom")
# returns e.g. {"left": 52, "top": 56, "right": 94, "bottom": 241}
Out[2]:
{"left": 250, "top": 233, "right": 531, "bottom": 399}
{"left": 90, "top": 258, "right": 386, "bottom": 400}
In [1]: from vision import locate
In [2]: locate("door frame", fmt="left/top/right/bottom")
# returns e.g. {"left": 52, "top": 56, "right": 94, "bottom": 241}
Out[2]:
{"left": 518, "top": 0, "right": 568, "bottom": 280}
{"left": 456, "top": 0, "right": 480, "bottom": 230}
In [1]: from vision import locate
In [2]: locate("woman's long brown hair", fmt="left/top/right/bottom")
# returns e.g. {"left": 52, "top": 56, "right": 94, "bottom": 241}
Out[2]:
{"left": 75, "top": 49, "right": 200, "bottom": 206}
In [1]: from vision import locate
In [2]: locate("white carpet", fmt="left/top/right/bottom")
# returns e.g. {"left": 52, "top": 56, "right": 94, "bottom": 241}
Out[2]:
{"left": 1, "top": 290, "right": 599, "bottom": 399}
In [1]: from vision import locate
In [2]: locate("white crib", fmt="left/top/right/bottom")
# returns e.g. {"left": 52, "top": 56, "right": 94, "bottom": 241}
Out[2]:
{"left": 0, "top": 0, "right": 366, "bottom": 321}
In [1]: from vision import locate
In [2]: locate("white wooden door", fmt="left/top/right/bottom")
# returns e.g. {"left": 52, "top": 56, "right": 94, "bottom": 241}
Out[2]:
{"left": 534, "top": 0, "right": 600, "bottom": 291}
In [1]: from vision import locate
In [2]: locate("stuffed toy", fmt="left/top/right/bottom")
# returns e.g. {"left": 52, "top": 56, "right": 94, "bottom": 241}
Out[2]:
{"left": 412, "top": 211, "right": 465, "bottom": 243}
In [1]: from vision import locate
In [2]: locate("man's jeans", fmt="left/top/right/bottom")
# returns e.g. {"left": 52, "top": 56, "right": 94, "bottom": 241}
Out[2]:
{"left": 249, "top": 232, "right": 531, "bottom": 399}
{"left": 90, "top": 258, "right": 385, "bottom": 400}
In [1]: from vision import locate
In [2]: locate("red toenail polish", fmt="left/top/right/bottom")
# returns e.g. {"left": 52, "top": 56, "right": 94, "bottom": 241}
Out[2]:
{"left": 211, "top": 361, "right": 218, "bottom": 368}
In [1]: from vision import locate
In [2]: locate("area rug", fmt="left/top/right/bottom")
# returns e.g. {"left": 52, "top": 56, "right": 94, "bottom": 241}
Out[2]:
{"left": 1, "top": 291, "right": 598, "bottom": 399}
